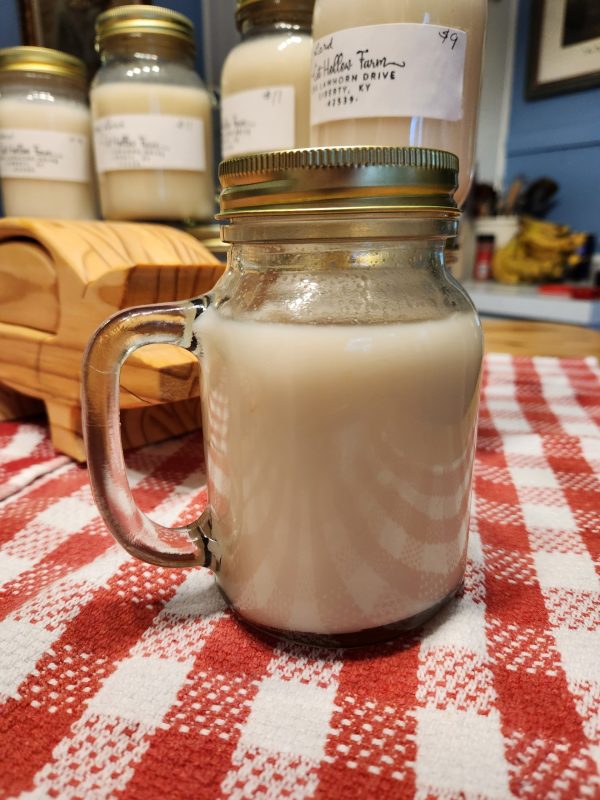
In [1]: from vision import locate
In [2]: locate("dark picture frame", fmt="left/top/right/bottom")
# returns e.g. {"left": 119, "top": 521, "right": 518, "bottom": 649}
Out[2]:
{"left": 18, "top": 1, "right": 149, "bottom": 77}
{"left": 527, "top": 0, "right": 600, "bottom": 99}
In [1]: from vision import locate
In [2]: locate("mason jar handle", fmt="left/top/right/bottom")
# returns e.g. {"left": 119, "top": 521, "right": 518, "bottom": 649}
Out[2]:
{"left": 81, "top": 297, "right": 219, "bottom": 570}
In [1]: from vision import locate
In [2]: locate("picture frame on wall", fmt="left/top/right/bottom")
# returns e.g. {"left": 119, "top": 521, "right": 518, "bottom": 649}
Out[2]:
{"left": 527, "top": 0, "right": 600, "bottom": 99}
{"left": 18, "top": 1, "right": 149, "bottom": 77}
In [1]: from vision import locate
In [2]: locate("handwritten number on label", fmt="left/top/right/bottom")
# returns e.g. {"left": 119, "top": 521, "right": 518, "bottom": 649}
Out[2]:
{"left": 438, "top": 29, "right": 459, "bottom": 50}
{"left": 263, "top": 89, "right": 283, "bottom": 106}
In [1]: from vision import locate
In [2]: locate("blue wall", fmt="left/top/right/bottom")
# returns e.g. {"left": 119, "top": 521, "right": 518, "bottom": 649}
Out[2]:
{"left": 0, "top": 1, "right": 21, "bottom": 48}
{"left": 168, "top": 0, "right": 206, "bottom": 80}
{"left": 505, "top": 1, "right": 600, "bottom": 249}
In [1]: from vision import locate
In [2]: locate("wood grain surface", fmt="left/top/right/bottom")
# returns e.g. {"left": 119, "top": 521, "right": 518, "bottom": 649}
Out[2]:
{"left": 483, "top": 319, "right": 600, "bottom": 359}
{"left": 0, "top": 219, "right": 224, "bottom": 460}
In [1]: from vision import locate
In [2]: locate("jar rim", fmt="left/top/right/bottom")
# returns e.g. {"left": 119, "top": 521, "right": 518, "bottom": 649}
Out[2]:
{"left": 96, "top": 4, "right": 195, "bottom": 53}
{"left": 219, "top": 212, "right": 459, "bottom": 244}
{"left": 235, "top": 0, "right": 315, "bottom": 33}
{"left": 0, "top": 46, "right": 87, "bottom": 87}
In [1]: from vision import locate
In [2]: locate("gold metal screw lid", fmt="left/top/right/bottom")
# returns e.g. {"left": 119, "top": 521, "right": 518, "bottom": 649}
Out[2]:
{"left": 96, "top": 4, "right": 195, "bottom": 51}
{"left": 0, "top": 46, "right": 87, "bottom": 86}
{"left": 235, "top": 0, "right": 315, "bottom": 32}
{"left": 218, "top": 147, "right": 459, "bottom": 217}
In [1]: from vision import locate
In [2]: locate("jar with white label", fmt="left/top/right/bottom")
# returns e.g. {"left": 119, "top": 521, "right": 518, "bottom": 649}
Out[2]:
{"left": 220, "top": 0, "right": 314, "bottom": 158}
{"left": 91, "top": 5, "right": 214, "bottom": 222}
{"left": 0, "top": 47, "right": 97, "bottom": 219}
{"left": 310, "top": 0, "right": 487, "bottom": 206}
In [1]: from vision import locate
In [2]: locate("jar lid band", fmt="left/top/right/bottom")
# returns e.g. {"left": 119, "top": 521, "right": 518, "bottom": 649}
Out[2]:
{"left": 96, "top": 4, "right": 195, "bottom": 51}
{"left": 0, "top": 46, "right": 87, "bottom": 84}
{"left": 218, "top": 147, "right": 460, "bottom": 217}
{"left": 235, "top": 0, "right": 315, "bottom": 31}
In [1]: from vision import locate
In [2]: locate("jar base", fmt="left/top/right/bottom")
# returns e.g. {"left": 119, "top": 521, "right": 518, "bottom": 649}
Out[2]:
{"left": 220, "top": 583, "right": 462, "bottom": 649}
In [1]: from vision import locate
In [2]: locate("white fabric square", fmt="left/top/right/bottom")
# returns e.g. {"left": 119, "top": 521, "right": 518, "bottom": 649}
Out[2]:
{"left": 487, "top": 353, "right": 513, "bottom": 365}
{"left": 509, "top": 466, "right": 559, "bottom": 489}
{"left": 416, "top": 707, "right": 510, "bottom": 798}
{"left": 579, "top": 437, "right": 600, "bottom": 466}
{"left": 422, "top": 597, "right": 487, "bottom": 657}
{"left": 0, "top": 552, "right": 34, "bottom": 587}
{"left": 488, "top": 412, "right": 531, "bottom": 435}
{"left": 67, "top": 546, "right": 129, "bottom": 587}
{"left": 532, "top": 356, "right": 560, "bottom": 367}
{"left": 549, "top": 402, "right": 588, "bottom": 419}
{"left": 239, "top": 675, "right": 336, "bottom": 761}
{"left": 522, "top": 503, "right": 576, "bottom": 532}
{"left": 0, "top": 619, "right": 55, "bottom": 698}
{"left": 589, "top": 743, "right": 600, "bottom": 776}
{"left": 484, "top": 398, "right": 521, "bottom": 413}
{"left": 540, "top": 378, "right": 574, "bottom": 398}
{"left": 467, "top": 526, "right": 484, "bottom": 568}
{"left": 35, "top": 496, "right": 97, "bottom": 535}
{"left": 0, "top": 425, "right": 44, "bottom": 462}
{"left": 484, "top": 384, "right": 516, "bottom": 399}
{"left": 502, "top": 434, "right": 543, "bottom": 456}
{"left": 553, "top": 629, "right": 600, "bottom": 683}
{"left": 562, "top": 421, "right": 597, "bottom": 438}
{"left": 87, "top": 654, "right": 192, "bottom": 727}
{"left": 163, "top": 570, "right": 226, "bottom": 619}
{"left": 533, "top": 552, "right": 600, "bottom": 592}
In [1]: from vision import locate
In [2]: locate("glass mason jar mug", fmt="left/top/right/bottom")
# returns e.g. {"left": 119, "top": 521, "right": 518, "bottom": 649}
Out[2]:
{"left": 82, "top": 147, "right": 483, "bottom": 646}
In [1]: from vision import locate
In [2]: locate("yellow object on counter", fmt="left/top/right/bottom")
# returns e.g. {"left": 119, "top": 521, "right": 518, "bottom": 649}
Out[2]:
{"left": 492, "top": 217, "right": 587, "bottom": 284}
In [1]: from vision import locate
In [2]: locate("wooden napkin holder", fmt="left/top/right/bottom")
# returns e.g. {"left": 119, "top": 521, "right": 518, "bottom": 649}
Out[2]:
{"left": 0, "top": 219, "right": 224, "bottom": 461}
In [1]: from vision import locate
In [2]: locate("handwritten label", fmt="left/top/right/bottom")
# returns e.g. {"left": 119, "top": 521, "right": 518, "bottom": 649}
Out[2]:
{"left": 93, "top": 114, "right": 206, "bottom": 172}
{"left": 0, "top": 129, "right": 90, "bottom": 182}
{"left": 311, "top": 23, "right": 467, "bottom": 125}
{"left": 221, "top": 86, "right": 295, "bottom": 158}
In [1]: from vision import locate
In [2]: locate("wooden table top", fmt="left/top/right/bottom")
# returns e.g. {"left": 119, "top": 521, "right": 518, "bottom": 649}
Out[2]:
{"left": 482, "top": 319, "right": 600, "bottom": 359}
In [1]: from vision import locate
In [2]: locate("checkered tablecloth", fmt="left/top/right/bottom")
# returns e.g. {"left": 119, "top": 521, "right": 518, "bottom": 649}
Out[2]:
{"left": 0, "top": 353, "right": 599, "bottom": 799}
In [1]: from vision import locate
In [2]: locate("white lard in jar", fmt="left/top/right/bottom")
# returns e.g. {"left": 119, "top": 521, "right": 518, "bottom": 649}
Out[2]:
{"left": 310, "top": 0, "right": 487, "bottom": 205}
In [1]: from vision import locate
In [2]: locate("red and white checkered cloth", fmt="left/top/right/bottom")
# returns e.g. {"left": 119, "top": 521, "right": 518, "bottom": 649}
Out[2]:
{"left": 0, "top": 353, "right": 599, "bottom": 799}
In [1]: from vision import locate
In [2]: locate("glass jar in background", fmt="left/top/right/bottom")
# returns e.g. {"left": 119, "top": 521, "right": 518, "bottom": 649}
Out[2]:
{"left": 91, "top": 5, "right": 214, "bottom": 223}
{"left": 310, "top": 0, "right": 487, "bottom": 206}
{"left": 0, "top": 47, "right": 97, "bottom": 219}
{"left": 83, "top": 146, "right": 483, "bottom": 646}
{"left": 220, "top": 0, "right": 314, "bottom": 158}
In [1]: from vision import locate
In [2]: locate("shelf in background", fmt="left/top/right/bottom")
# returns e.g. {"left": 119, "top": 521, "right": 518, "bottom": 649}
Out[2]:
{"left": 464, "top": 281, "right": 600, "bottom": 328}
